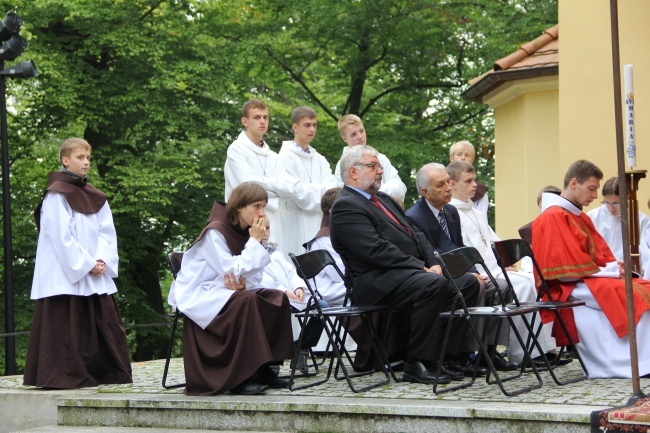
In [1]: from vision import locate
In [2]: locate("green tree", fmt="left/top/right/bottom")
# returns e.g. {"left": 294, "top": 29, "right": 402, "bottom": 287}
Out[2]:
{"left": 1, "top": 0, "right": 557, "bottom": 372}
{"left": 1, "top": 0, "right": 243, "bottom": 366}
{"left": 215, "top": 0, "right": 558, "bottom": 208}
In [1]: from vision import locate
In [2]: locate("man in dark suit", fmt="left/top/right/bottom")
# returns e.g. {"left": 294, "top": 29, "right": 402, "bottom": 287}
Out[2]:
{"left": 330, "top": 145, "right": 480, "bottom": 384}
{"left": 405, "top": 162, "right": 518, "bottom": 373}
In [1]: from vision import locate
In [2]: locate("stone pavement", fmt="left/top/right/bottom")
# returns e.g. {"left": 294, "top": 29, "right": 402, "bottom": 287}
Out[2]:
{"left": 1, "top": 357, "right": 649, "bottom": 432}
{"left": 0, "top": 357, "right": 640, "bottom": 406}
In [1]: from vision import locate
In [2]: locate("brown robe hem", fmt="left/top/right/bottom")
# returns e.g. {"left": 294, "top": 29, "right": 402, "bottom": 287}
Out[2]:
{"left": 23, "top": 294, "right": 132, "bottom": 389}
{"left": 182, "top": 289, "right": 294, "bottom": 396}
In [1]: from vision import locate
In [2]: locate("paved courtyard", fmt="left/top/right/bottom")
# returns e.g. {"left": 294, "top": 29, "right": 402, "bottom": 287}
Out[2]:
{"left": 1, "top": 357, "right": 647, "bottom": 407}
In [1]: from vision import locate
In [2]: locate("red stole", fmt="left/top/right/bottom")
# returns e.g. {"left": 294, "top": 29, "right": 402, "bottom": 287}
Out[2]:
{"left": 532, "top": 206, "right": 650, "bottom": 345}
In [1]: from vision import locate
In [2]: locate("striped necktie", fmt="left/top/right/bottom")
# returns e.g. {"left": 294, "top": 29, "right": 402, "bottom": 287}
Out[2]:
{"left": 438, "top": 210, "right": 451, "bottom": 239}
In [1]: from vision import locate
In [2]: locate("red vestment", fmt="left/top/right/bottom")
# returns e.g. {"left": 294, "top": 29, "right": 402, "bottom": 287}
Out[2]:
{"left": 532, "top": 205, "right": 650, "bottom": 346}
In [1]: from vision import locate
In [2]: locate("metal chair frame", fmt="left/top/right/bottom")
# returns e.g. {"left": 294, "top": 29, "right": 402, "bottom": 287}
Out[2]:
{"left": 289, "top": 250, "right": 393, "bottom": 393}
{"left": 162, "top": 252, "right": 186, "bottom": 389}
{"left": 433, "top": 247, "right": 544, "bottom": 397}
{"left": 491, "top": 239, "right": 589, "bottom": 384}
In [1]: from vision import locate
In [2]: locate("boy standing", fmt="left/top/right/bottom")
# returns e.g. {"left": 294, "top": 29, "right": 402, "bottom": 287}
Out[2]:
{"left": 24, "top": 138, "right": 132, "bottom": 389}
{"left": 279, "top": 106, "right": 337, "bottom": 254}
{"left": 449, "top": 140, "right": 489, "bottom": 226}
{"left": 225, "top": 99, "right": 299, "bottom": 251}
{"left": 333, "top": 114, "right": 406, "bottom": 202}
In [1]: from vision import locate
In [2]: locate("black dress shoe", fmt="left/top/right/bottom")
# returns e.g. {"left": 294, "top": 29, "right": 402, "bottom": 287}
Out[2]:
{"left": 445, "top": 358, "right": 488, "bottom": 377}
{"left": 524, "top": 356, "right": 549, "bottom": 369}
{"left": 403, "top": 361, "right": 451, "bottom": 384}
{"left": 254, "top": 365, "right": 290, "bottom": 389}
{"left": 438, "top": 363, "right": 465, "bottom": 381}
{"left": 544, "top": 352, "right": 574, "bottom": 366}
{"left": 229, "top": 380, "right": 269, "bottom": 395}
{"left": 480, "top": 353, "right": 520, "bottom": 371}
{"left": 493, "top": 354, "right": 520, "bottom": 371}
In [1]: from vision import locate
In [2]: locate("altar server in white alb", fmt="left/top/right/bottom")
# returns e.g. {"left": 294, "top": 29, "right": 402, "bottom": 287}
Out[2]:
{"left": 587, "top": 176, "right": 650, "bottom": 275}
{"left": 260, "top": 224, "right": 330, "bottom": 373}
{"left": 447, "top": 161, "right": 558, "bottom": 365}
{"left": 225, "top": 99, "right": 301, "bottom": 252}
{"left": 24, "top": 138, "right": 132, "bottom": 389}
{"left": 303, "top": 187, "right": 347, "bottom": 307}
{"left": 449, "top": 140, "right": 490, "bottom": 228}
{"left": 334, "top": 114, "right": 407, "bottom": 203}
{"left": 279, "top": 106, "right": 338, "bottom": 254}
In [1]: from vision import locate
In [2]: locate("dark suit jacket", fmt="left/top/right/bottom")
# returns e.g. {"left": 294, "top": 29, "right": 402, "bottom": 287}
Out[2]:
{"left": 330, "top": 186, "right": 437, "bottom": 306}
{"left": 405, "top": 197, "right": 465, "bottom": 254}
{"left": 405, "top": 198, "right": 480, "bottom": 274}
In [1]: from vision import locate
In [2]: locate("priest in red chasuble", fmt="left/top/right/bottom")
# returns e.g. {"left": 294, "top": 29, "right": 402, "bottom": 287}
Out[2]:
{"left": 532, "top": 159, "right": 650, "bottom": 378}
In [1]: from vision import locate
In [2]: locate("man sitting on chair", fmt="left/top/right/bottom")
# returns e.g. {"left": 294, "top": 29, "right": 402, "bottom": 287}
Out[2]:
{"left": 330, "top": 145, "right": 480, "bottom": 385}
{"left": 532, "top": 159, "right": 650, "bottom": 378}
{"left": 406, "top": 162, "right": 518, "bottom": 374}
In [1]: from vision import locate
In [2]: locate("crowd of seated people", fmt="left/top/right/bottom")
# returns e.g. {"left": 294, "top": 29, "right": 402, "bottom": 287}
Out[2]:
{"left": 25, "top": 101, "right": 650, "bottom": 396}
{"left": 166, "top": 101, "right": 650, "bottom": 396}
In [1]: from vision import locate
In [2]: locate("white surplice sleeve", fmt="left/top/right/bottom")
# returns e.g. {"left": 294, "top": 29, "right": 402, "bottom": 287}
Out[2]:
{"left": 94, "top": 202, "right": 119, "bottom": 278}
{"left": 202, "top": 230, "right": 270, "bottom": 288}
{"left": 377, "top": 153, "right": 407, "bottom": 202}
{"left": 225, "top": 141, "right": 298, "bottom": 201}
{"left": 40, "top": 192, "right": 97, "bottom": 284}
{"left": 281, "top": 152, "right": 337, "bottom": 212}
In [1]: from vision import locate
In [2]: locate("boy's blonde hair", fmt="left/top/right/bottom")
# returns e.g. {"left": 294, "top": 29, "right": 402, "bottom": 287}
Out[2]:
{"left": 60, "top": 138, "right": 91, "bottom": 166}
{"left": 337, "top": 114, "right": 362, "bottom": 135}
{"left": 242, "top": 99, "right": 267, "bottom": 118}
{"left": 449, "top": 140, "right": 475, "bottom": 162}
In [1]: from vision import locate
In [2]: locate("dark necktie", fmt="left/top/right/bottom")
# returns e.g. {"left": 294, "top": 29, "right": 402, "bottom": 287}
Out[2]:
{"left": 370, "top": 195, "right": 411, "bottom": 235}
{"left": 438, "top": 210, "right": 451, "bottom": 239}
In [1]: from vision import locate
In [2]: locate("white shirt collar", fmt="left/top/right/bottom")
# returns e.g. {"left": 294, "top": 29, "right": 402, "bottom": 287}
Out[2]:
{"left": 540, "top": 192, "right": 581, "bottom": 215}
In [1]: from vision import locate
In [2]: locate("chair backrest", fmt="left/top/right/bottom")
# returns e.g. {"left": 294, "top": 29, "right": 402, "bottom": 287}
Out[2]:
{"left": 434, "top": 246, "right": 486, "bottom": 280}
{"left": 167, "top": 252, "right": 184, "bottom": 279}
{"left": 290, "top": 250, "right": 353, "bottom": 305}
{"left": 290, "top": 249, "right": 337, "bottom": 280}
{"left": 434, "top": 246, "right": 509, "bottom": 307}
{"left": 491, "top": 239, "right": 553, "bottom": 301}
{"left": 491, "top": 239, "right": 531, "bottom": 269}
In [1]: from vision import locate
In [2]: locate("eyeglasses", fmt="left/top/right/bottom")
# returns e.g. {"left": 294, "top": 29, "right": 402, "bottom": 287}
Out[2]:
{"left": 603, "top": 201, "right": 621, "bottom": 208}
{"left": 354, "top": 162, "right": 383, "bottom": 170}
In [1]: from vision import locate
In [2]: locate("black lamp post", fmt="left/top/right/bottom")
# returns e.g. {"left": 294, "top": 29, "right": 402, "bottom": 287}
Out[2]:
{"left": 0, "top": 11, "right": 37, "bottom": 376}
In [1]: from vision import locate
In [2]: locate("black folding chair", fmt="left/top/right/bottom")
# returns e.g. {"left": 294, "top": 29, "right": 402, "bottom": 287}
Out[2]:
{"left": 289, "top": 250, "right": 392, "bottom": 393}
{"left": 491, "top": 239, "right": 589, "bottom": 384}
{"left": 433, "top": 247, "right": 544, "bottom": 396}
{"left": 162, "top": 252, "right": 186, "bottom": 389}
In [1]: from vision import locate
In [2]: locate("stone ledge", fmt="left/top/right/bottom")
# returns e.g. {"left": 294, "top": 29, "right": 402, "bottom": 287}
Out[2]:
{"left": 56, "top": 393, "right": 598, "bottom": 421}
{"left": 55, "top": 393, "right": 598, "bottom": 433}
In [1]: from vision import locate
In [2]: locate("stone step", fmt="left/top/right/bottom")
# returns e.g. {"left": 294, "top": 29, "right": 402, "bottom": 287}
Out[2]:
{"left": 51, "top": 393, "right": 596, "bottom": 433}
{"left": 17, "top": 428, "right": 281, "bottom": 433}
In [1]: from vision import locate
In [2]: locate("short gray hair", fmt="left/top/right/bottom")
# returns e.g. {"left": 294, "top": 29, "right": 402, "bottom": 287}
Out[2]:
{"left": 340, "top": 145, "right": 379, "bottom": 182}
{"left": 415, "top": 163, "right": 446, "bottom": 196}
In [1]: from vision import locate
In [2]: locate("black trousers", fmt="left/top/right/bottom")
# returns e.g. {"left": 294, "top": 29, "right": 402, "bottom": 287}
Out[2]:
{"left": 376, "top": 271, "right": 480, "bottom": 363}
